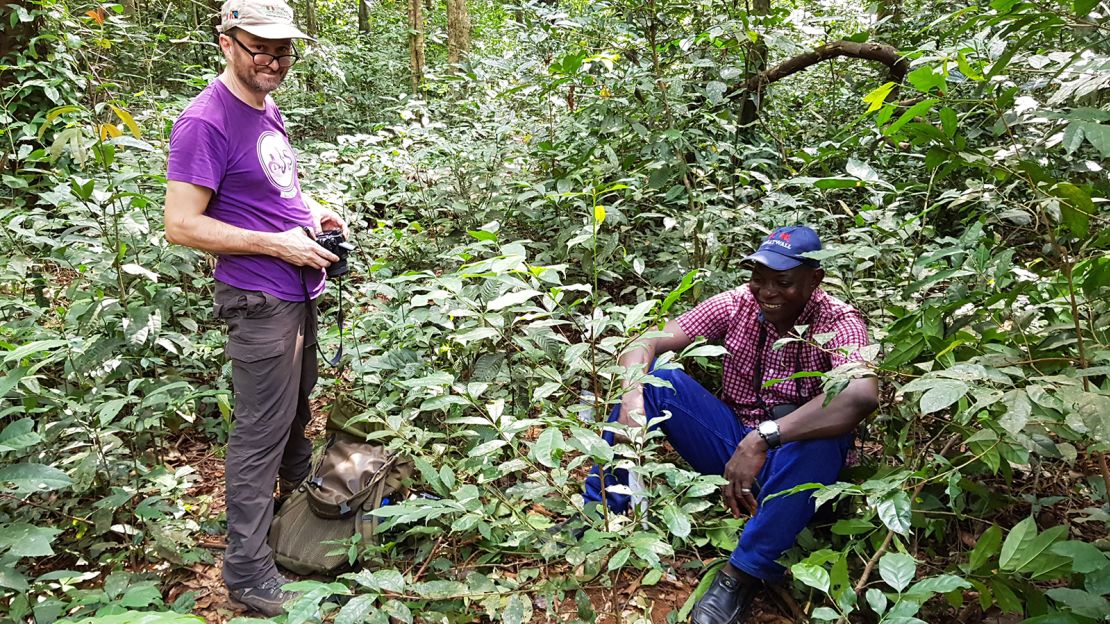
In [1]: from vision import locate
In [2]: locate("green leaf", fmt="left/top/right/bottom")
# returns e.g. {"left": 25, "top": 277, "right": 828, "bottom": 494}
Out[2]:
{"left": 487, "top": 289, "right": 543, "bottom": 311}
{"left": 0, "top": 463, "right": 73, "bottom": 494}
{"left": 919, "top": 380, "right": 968, "bottom": 414}
{"left": 0, "top": 523, "right": 62, "bottom": 557}
{"left": 660, "top": 270, "right": 698, "bottom": 315}
{"left": 907, "top": 66, "right": 945, "bottom": 93}
{"left": 999, "top": 516, "right": 1067, "bottom": 574}
{"left": 879, "top": 553, "right": 916, "bottom": 593}
{"left": 1046, "top": 588, "right": 1109, "bottom": 619}
{"left": 532, "top": 428, "right": 563, "bottom": 469}
{"left": 939, "top": 107, "right": 957, "bottom": 139}
{"left": 865, "top": 588, "right": 888, "bottom": 615}
{"left": 336, "top": 595, "right": 379, "bottom": 624}
{"left": 607, "top": 547, "right": 631, "bottom": 571}
{"left": 412, "top": 580, "right": 466, "bottom": 599}
{"left": 908, "top": 574, "right": 970, "bottom": 595}
{"left": 831, "top": 518, "right": 876, "bottom": 535}
{"left": 120, "top": 584, "right": 163, "bottom": 608}
{"left": 1054, "top": 182, "right": 1093, "bottom": 238}
{"left": 662, "top": 505, "right": 691, "bottom": 538}
{"left": 969, "top": 525, "right": 1002, "bottom": 571}
{"left": 706, "top": 81, "right": 726, "bottom": 105}
{"left": 876, "top": 490, "right": 911, "bottom": 535}
{"left": 885, "top": 99, "right": 939, "bottom": 136}
{"left": 1074, "top": 0, "right": 1098, "bottom": 16}
{"left": 372, "top": 569, "right": 404, "bottom": 593}
{"left": 1049, "top": 541, "right": 1108, "bottom": 574}
{"left": 3, "top": 339, "right": 69, "bottom": 364}
{"left": 1078, "top": 122, "right": 1110, "bottom": 157}
{"left": 0, "top": 366, "right": 28, "bottom": 399}
{"left": 792, "top": 562, "right": 830, "bottom": 593}
{"left": 501, "top": 593, "right": 532, "bottom": 624}
{"left": 863, "top": 82, "right": 896, "bottom": 113}
{"left": 623, "top": 300, "right": 657, "bottom": 330}
{"left": 0, "top": 419, "right": 40, "bottom": 453}
{"left": 453, "top": 327, "right": 500, "bottom": 344}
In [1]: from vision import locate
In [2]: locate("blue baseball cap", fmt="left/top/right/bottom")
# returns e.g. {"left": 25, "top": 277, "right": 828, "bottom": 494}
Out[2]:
{"left": 742, "top": 225, "right": 822, "bottom": 271}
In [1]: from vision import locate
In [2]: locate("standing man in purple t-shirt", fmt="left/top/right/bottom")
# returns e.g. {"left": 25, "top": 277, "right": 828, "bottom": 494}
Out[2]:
{"left": 164, "top": 0, "right": 344, "bottom": 615}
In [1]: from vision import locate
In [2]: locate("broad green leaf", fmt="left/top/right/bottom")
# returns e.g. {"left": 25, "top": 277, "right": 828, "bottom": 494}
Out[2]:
{"left": 623, "top": 299, "right": 657, "bottom": 330}
{"left": 885, "top": 99, "right": 939, "bottom": 136}
{"left": 607, "top": 547, "right": 631, "bottom": 571}
{"left": 532, "top": 428, "right": 563, "bottom": 469}
{"left": 336, "top": 595, "right": 380, "bottom": 624}
{"left": 412, "top": 580, "right": 466, "bottom": 599}
{"left": 120, "top": 584, "right": 162, "bottom": 608}
{"left": 1045, "top": 588, "right": 1109, "bottom": 619}
{"left": 706, "top": 81, "right": 726, "bottom": 105}
{"left": 876, "top": 490, "right": 911, "bottom": 535}
{"left": 969, "top": 525, "right": 1002, "bottom": 571}
{"left": 865, "top": 588, "right": 888, "bottom": 615}
{"left": 487, "top": 289, "right": 542, "bottom": 311}
{"left": 0, "top": 366, "right": 28, "bottom": 399}
{"left": 682, "top": 344, "right": 729, "bottom": 359}
{"left": 907, "top": 66, "right": 945, "bottom": 93}
{"left": 939, "top": 107, "right": 957, "bottom": 139}
{"left": 0, "top": 463, "right": 73, "bottom": 493}
{"left": 908, "top": 574, "right": 970, "bottom": 595}
{"left": 919, "top": 380, "right": 968, "bottom": 414}
{"left": 662, "top": 505, "right": 691, "bottom": 538}
{"left": 1054, "top": 182, "right": 1093, "bottom": 238}
{"left": 1074, "top": 0, "right": 1098, "bottom": 16}
{"left": 501, "top": 593, "right": 532, "bottom": 624}
{"left": 999, "top": 516, "right": 1067, "bottom": 574}
{"left": 791, "top": 563, "right": 830, "bottom": 593}
{"left": 1050, "top": 541, "right": 1108, "bottom": 574}
{"left": 453, "top": 327, "right": 500, "bottom": 344}
{"left": 879, "top": 552, "right": 916, "bottom": 593}
{"left": 3, "top": 339, "right": 69, "bottom": 364}
{"left": 0, "top": 523, "right": 62, "bottom": 557}
{"left": 846, "top": 158, "right": 879, "bottom": 181}
{"left": 1078, "top": 122, "right": 1110, "bottom": 157}
{"left": 0, "top": 419, "right": 40, "bottom": 453}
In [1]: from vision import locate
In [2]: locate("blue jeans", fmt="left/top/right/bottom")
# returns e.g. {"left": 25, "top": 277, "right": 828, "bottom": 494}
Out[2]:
{"left": 583, "top": 368, "right": 853, "bottom": 581}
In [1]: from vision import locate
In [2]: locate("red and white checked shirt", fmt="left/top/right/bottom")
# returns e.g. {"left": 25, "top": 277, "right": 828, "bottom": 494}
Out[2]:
{"left": 676, "top": 287, "right": 870, "bottom": 427}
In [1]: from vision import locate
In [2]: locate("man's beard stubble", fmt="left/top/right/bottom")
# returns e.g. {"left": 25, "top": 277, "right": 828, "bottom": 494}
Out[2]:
{"left": 232, "top": 58, "right": 288, "bottom": 95}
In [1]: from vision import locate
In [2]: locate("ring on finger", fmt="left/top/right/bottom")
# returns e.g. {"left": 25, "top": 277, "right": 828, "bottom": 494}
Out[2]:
{"left": 740, "top": 488, "right": 752, "bottom": 493}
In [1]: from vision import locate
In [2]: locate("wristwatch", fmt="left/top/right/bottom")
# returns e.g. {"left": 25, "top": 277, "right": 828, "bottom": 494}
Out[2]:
{"left": 757, "top": 420, "right": 782, "bottom": 449}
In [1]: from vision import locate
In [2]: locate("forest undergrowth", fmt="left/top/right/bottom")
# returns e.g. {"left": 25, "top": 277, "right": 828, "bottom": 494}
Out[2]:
{"left": 1, "top": 0, "right": 1108, "bottom": 622}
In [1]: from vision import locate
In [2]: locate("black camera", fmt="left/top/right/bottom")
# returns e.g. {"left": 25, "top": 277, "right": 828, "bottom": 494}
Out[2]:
{"left": 315, "top": 230, "right": 355, "bottom": 278}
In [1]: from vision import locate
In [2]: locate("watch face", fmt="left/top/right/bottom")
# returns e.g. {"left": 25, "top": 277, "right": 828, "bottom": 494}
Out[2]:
{"left": 759, "top": 421, "right": 777, "bottom": 435}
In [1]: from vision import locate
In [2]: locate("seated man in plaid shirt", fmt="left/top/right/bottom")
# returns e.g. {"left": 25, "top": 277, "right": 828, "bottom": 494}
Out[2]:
{"left": 581, "top": 225, "right": 879, "bottom": 624}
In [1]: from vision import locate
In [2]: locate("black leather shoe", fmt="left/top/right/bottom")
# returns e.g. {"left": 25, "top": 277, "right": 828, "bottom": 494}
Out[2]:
{"left": 690, "top": 570, "right": 757, "bottom": 624}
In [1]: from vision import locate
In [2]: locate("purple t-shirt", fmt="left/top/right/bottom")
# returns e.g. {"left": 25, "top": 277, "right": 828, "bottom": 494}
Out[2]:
{"left": 167, "top": 79, "right": 324, "bottom": 301}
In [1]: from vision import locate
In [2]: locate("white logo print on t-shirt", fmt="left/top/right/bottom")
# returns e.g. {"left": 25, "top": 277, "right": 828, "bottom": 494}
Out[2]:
{"left": 256, "top": 130, "right": 298, "bottom": 198}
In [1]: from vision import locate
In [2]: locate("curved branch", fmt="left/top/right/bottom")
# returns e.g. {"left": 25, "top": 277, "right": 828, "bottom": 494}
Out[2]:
{"left": 726, "top": 40, "right": 908, "bottom": 101}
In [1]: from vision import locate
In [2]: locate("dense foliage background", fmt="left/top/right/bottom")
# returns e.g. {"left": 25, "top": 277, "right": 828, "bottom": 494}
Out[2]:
{"left": 1, "top": 0, "right": 1108, "bottom": 622}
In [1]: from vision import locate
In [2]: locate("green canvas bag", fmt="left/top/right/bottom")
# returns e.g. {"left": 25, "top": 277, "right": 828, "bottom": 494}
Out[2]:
{"left": 269, "top": 432, "right": 412, "bottom": 576}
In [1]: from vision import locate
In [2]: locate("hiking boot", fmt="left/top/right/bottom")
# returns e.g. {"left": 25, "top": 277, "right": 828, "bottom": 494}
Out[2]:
{"left": 689, "top": 569, "right": 757, "bottom": 624}
{"left": 276, "top": 475, "right": 308, "bottom": 507}
{"left": 228, "top": 574, "right": 299, "bottom": 617}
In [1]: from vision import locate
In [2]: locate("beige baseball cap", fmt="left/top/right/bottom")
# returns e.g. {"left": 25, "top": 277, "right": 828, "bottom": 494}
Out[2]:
{"left": 217, "top": 0, "right": 316, "bottom": 41}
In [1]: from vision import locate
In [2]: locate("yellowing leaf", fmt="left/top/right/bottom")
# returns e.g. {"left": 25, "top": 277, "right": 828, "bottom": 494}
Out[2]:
{"left": 863, "top": 82, "right": 896, "bottom": 113}
{"left": 99, "top": 123, "right": 122, "bottom": 141}
{"left": 593, "top": 204, "right": 606, "bottom": 225}
{"left": 109, "top": 105, "right": 142, "bottom": 139}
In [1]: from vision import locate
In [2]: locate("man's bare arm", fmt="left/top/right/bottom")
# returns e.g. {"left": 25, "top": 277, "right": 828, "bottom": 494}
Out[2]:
{"left": 164, "top": 180, "right": 338, "bottom": 269}
{"left": 616, "top": 319, "right": 694, "bottom": 427}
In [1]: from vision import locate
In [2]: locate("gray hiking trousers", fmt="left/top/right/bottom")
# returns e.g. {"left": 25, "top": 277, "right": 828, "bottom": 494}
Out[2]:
{"left": 214, "top": 281, "right": 317, "bottom": 589}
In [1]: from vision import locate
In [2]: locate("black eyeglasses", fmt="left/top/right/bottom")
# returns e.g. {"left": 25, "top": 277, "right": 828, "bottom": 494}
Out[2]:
{"left": 225, "top": 33, "right": 299, "bottom": 68}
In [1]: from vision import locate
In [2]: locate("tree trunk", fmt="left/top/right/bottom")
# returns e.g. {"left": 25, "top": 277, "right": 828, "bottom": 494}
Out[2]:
{"left": 303, "top": 0, "right": 318, "bottom": 37}
{"left": 739, "top": 0, "right": 771, "bottom": 126}
{"left": 408, "top": 0, "right": 425, "bottom": 93}
{"left": 727, "top": 40, "right": 908, "bottom": 101}
{"left": 446, "top": 0, "right": 471, "bottom": 67}
{"left": 358, "top": 0, "right": 369, "bottom": 33}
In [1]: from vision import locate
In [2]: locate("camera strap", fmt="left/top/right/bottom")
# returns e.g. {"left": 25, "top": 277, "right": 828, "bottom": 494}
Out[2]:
{"left": 301, "top": 270, "right": 345, "bottom": 368}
